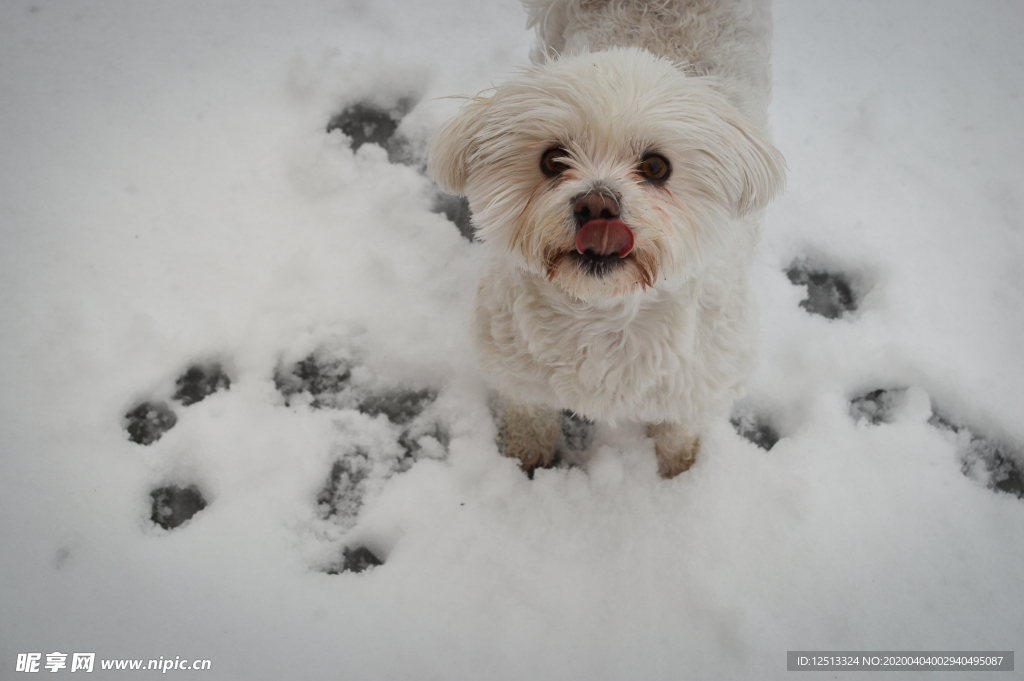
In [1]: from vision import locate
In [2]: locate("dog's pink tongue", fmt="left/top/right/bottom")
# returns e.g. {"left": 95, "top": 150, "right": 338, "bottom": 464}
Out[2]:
{"left": 575, "top": 219, "right": 634, "bottom": 258}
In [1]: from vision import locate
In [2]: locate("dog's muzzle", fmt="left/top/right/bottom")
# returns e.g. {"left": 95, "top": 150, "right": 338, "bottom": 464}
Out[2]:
{"left": 573, "top": 191, "right": 633, "bottom": 258}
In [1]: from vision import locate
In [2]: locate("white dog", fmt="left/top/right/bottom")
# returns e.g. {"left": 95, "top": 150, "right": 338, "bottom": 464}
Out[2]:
{"left": 429, "top": 0, "right": 785, "bottom": 477}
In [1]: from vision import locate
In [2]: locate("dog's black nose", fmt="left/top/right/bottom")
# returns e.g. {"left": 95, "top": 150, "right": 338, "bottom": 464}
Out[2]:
{"left": 573, "top": 191, "right": 619, "bottom": 222}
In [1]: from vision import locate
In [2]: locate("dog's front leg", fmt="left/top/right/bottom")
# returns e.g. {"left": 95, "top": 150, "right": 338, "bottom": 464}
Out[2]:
{"left": 496, "top": 401, "right": 563, "bottom": 474}
{"left": 647, "top": 422, "right": 701, "bottom": 478}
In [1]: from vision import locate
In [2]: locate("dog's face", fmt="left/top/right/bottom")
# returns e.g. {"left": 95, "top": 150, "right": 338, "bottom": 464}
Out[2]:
{"left": 429, "top": 48, "right": 785, "bottom": 301}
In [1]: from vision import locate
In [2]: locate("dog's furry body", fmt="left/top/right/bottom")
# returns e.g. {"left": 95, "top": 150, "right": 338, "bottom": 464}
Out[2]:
{"left": 429, "top": 0, "right": 785, "bottom": 477}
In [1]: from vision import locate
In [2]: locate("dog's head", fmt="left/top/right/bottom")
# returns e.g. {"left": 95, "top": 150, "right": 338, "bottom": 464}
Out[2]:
{"left": 429, "top": 48, "right": 785, "bottom": 301}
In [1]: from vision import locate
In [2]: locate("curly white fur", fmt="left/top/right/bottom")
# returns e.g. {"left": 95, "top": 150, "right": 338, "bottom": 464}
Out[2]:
{"left": 523, "top": 0, "right": 774, "bottom": 128}
{"left": 429, "top": 0, "right": 785, "bottom": 476}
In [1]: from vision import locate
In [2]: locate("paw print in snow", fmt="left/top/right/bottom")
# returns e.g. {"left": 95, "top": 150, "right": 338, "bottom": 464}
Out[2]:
{"left": 848, "top": 387, "right": 1022, "bottom": 500}
{"left": 123, "top": 362, "right": 229, "bottom": 530}
{"left": 327, "top": 97, "right": 474, "bottom": 241}
{"left": 275, "top": 345, "right": 450, "bottom": 572}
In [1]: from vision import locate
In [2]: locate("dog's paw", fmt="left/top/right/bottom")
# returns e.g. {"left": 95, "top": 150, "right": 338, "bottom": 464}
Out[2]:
{"left": 496, "top": 402, "right": 563, "bottom": 477}
{"left": 647, "top": 422, "right": 700, "bottom": 478}
{"left": 785, "top": 259, "right": 864, "bottom": 319}
{"left": 490, "top": 405, "right": 594, "bottom": 476}
{"left": 150, "top": 484, "right": 207, "bottom": 530}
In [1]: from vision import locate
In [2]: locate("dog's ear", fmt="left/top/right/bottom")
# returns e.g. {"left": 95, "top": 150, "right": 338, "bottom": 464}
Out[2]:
{"left": 681, "top": 97, "right": 787, "bottom": 217}
{"left": 428, "top": 96, "right": 493, "bottom": 196}
{"left": 721, "top": 112, "right": 787, "bottom": 216}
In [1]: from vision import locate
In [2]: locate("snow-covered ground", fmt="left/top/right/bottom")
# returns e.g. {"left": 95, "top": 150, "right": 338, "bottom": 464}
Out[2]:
{"left": 1, "top": 0, "right": 1022, "bottom": 678}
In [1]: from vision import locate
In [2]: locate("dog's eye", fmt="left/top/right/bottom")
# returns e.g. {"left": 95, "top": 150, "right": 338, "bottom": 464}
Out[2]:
{"left": 639, "top": 154, "right": 670, "bottom": 182}
{"left": 540, "top": 148, "right": 570, "bottom": 176}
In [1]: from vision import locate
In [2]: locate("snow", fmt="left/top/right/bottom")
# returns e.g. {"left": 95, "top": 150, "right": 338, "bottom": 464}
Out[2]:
{"left": 1, "top": 0, "right": 1022, "bottom": 678}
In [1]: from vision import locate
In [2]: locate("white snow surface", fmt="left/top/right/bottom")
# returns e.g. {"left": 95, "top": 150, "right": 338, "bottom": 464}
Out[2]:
{"left": 2, "top": 0, "right": 1023, "bottom": 679}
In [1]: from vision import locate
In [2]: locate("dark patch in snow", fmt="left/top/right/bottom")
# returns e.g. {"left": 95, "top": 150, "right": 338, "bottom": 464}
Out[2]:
{"left": 786, "top": 260, "right": 858, "bottom": 319}
{"left": 969, "top": 444, "right": 1024, "bottom": 499}
{"left": 326, "top": 98, "right": 476, "bottom": 242}
{"left": 432, "top": 193, "right": 474, "bottom": 241}
{"left": 928, "top": 411, "right": 959, "bottom": 433}
{"left": 730, "top": 407, "right": 780, "bottom": 450}
{"left": 358, "top": 388, "right": 436, "bottom": 426}
{"left": 274, "top": 353, "right": 354, "bottom": 408}
{"left": 124, "top": 401, "right": 178, "bottom": 445}
{"left": 277, "top": 346, "right": 448, "bottom": 459}
{"left": 317, "top": 452, "right": 370, "bottom": 521}
{"left": 53, "top": 547, "right": 71, "bottom": 570}
{"left": 277, "top": 344, "right": 450, "bottom": 553}
{"left": 124, "top": 362, "right": 229, "bottom": 445}
{"left": 327, "top": 98, "right": 416, "bottom": 165}
{"left": 326, "top": 546, "right": 383, "bottom": 574}
{"left": 312, "top": 386, "right": 449, "bottom": 550}
{"left": 928, "top": 410, "right": 1023, "bottom": 500}
{"left": 851, "top": 391, "right": 1022, "bottom": 500}
{"left": 172, "top": 363, "right": 230, "bottom": 406}
{"left": 397, "top": 422, "right": 450, "bottom": 470}
{"left": 849, "top": 387, "right": 906, "bottom": 425}
{"left": 150, "top": 485, "right": 206, "bottom": 529}
{"left": 559, "top": 411, "right": 594, "bottom": 454}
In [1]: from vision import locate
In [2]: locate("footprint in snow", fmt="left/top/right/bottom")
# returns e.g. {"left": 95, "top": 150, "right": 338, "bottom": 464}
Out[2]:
{"left": 122, "top": 346, "right": 452, "bottom": 568}
{"left": 123, "top": 362, "right": 231, "bottom": 445}
{"left": 730, "top": 405, "right": 781, "bottom": 451}
{"left": 849, "top": 387, "right": 1022, "bottom": 499}
{"left": 150, "top": 485, "right": 208, "bottom": 531}
{"left": 274, "top": 345, "right": 450, "bottom": 573}
{"left": 123, "top": 362, "right": 230, "bottom": 530}
{"left": 327, "top": 97, "right": 474, "bottom": 241}
{"left": 785, "top": 258, "right": 863, "bottom": 320}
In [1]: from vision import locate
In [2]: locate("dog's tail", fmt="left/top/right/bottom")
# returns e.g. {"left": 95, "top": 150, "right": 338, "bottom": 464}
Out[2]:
{"left": 521, "top": 0, "right": 774, "bottom": 128}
